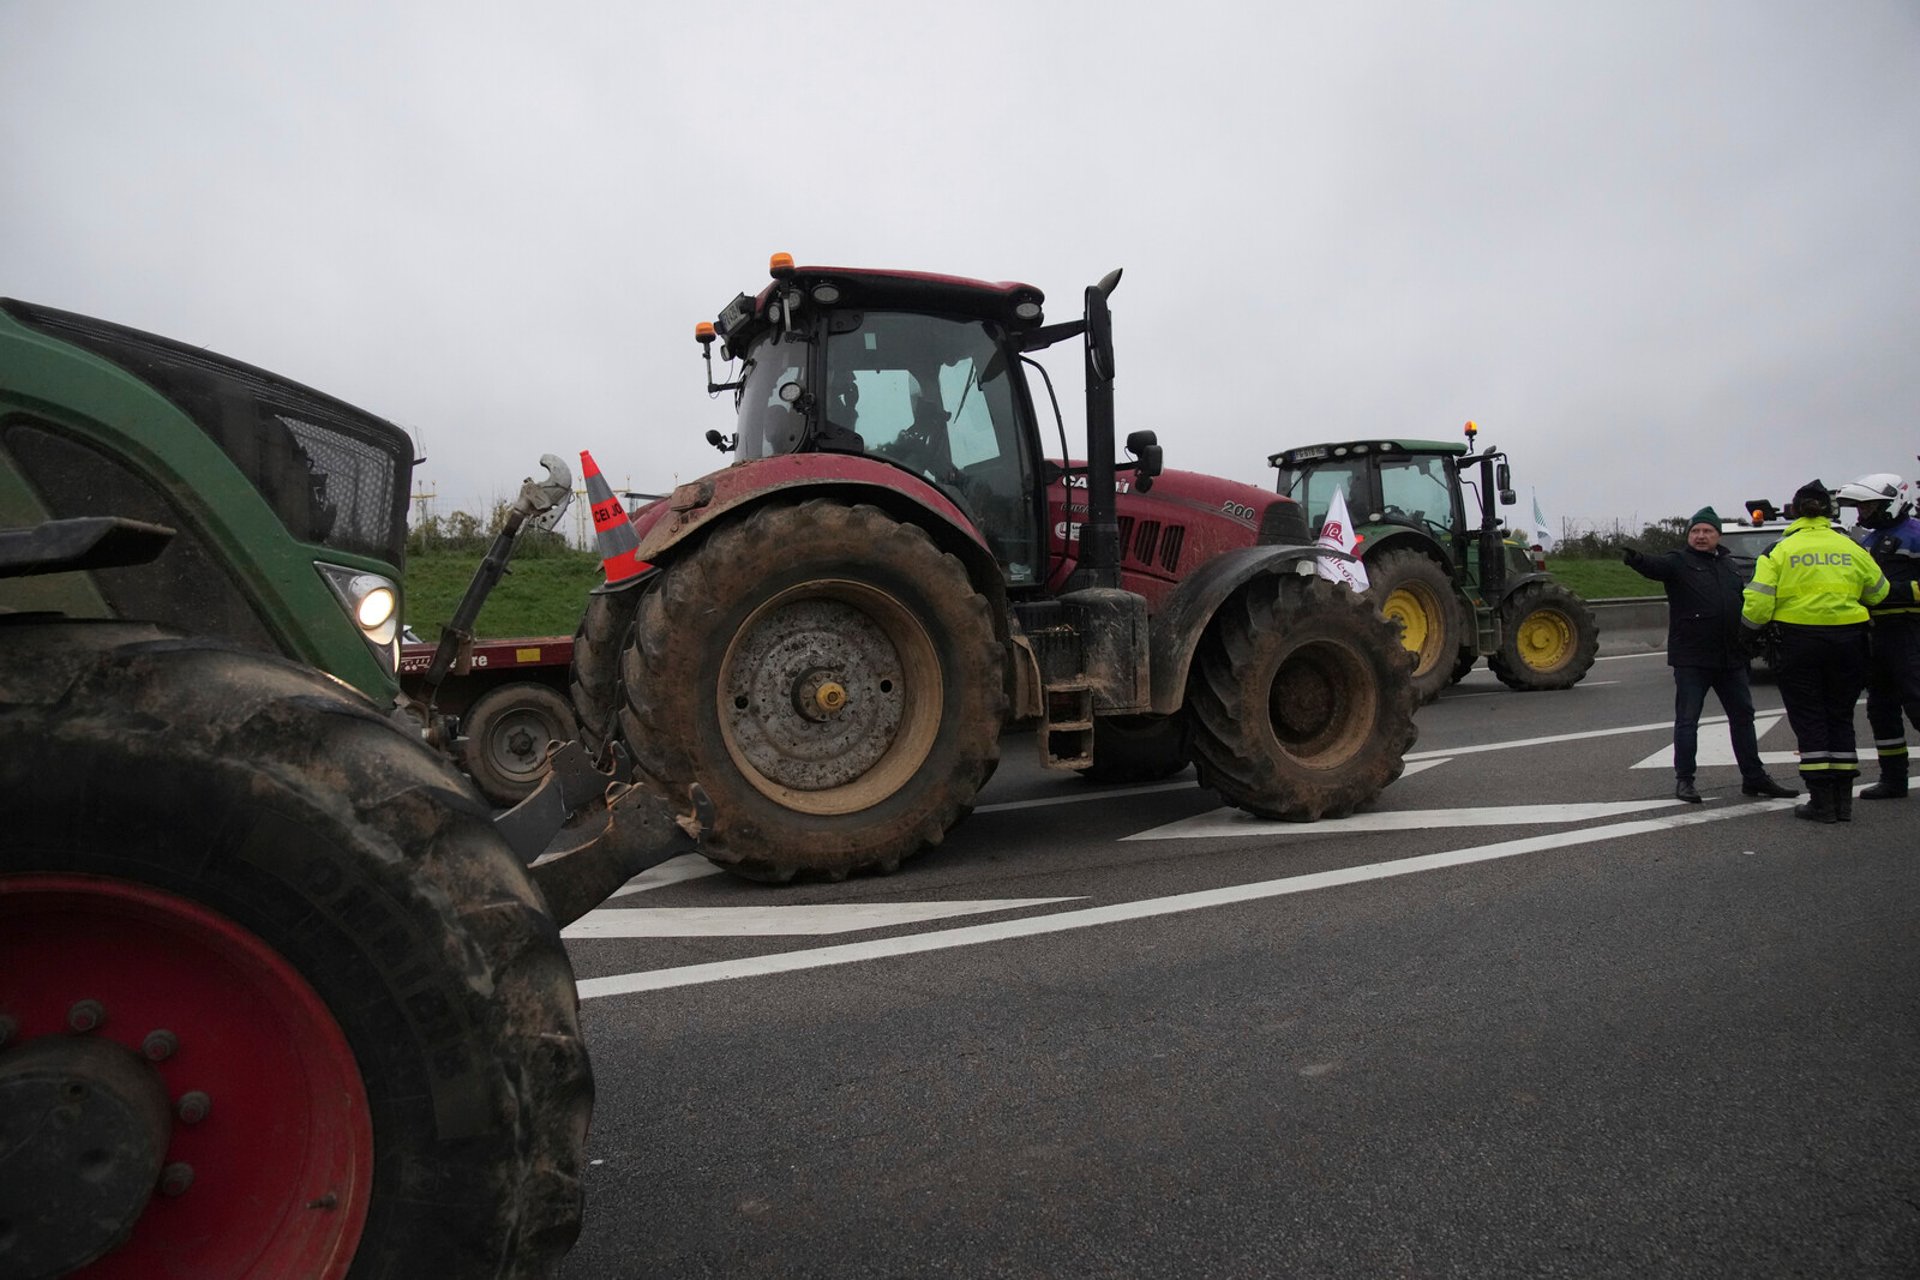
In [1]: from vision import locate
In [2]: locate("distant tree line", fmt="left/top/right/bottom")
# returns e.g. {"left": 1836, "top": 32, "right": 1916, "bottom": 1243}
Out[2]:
{"left": 1552, "top": 516, "right": 1690, "bottom": 558}
{"left": 407, "top": 499, "right": 586, "bottom": 560}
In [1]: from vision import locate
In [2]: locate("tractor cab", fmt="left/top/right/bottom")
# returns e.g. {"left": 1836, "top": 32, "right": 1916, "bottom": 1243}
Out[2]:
{"left": 1268, "top": 423, "right": 1596, "bottom": 700}
{"left": 697, "top": 257, "right": 1054, "bottom": 584}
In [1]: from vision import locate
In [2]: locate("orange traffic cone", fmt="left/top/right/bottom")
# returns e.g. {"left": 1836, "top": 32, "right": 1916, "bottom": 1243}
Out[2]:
{"left": 581, "top": 450, "right": 654, "bottom": 594}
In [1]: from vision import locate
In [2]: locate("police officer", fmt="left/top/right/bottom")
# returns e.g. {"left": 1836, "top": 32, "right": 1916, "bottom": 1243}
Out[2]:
{"left": 1834, "top": 473, "right": 1920, "bottom": 799}
{"left": 1742, "top": 480, "right": 1890, "bottom": 823}
{"left": 1624, "top": 506, "right": 1797, "bottom": 802}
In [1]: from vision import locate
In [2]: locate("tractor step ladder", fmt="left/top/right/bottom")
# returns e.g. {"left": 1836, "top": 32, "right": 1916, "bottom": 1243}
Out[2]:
{"left": 1472, "top": 600, "right": 1499, "bottom": 654}
{"left": 1042, "top": 678, "right": 1095, "bottom": 769}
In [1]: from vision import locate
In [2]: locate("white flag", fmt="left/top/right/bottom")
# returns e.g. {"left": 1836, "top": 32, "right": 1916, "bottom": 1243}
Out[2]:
{"left": 1531, "top": 490, "right": 1555, "bottom": 551}
{"left": 1315, "top": 487, "right": 1369, "bottom": 592}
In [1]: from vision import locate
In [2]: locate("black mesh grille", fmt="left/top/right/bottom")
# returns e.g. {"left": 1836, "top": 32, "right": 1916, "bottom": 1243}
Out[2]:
{"left": 5, "top": 300, "right": 411, "bottom": 565}
{"left": 1259, "top": 499, "right": 1311, "bottom": 547}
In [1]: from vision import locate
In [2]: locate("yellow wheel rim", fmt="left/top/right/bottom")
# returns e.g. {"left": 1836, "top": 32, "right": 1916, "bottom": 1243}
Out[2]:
{"left": 1515, "top": 608, "right": 1575, "bottom": 671}
{"left": 1381, "top": 583, "right": 1445, "bottom": 676}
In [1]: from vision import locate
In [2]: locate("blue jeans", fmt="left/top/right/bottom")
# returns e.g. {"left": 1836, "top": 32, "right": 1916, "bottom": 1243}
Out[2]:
{"left": 1673, "top": 665, "right": 1765, "bottom": 783}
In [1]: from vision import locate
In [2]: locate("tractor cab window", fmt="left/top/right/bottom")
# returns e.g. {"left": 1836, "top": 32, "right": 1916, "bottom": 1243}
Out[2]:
{"left": 825, "top": 312, "right": 1037, "bottom": 583}
{"left": 734, "top": 331, "right": 810, "bottom": 458}
{"left": 1377, "top": 456, "right": 1454, "bottom": 536}
{"left": 1278, "top": 463, "right": 1367, "bottom": 535}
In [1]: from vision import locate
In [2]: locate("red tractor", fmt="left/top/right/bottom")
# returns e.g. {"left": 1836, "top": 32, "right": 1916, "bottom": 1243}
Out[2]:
{"left": 570, "top": 256, "right": 1418, "bottom": 881}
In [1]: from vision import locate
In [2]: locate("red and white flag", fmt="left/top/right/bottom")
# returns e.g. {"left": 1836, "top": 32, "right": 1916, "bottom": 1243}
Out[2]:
{"left": 1315, "top": 487, "right": 1369, "bottom": 592}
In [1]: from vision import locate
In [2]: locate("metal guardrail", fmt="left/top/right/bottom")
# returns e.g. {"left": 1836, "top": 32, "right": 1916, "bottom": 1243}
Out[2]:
{"left": 1588, "top": 596, "right": 1667, "bottom": 655}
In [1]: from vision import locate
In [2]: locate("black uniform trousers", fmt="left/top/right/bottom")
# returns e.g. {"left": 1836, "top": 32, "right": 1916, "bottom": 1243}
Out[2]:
{"left": 1774, "top": 622, "right": 1870, "bottom": 781}
{"left": 1865, "top": 614, "right": 1920, "bottom": 763}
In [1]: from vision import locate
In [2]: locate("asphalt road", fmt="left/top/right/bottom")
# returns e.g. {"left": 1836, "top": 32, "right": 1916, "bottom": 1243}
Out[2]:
{"left": 559, "top": 653, "right": 1919, "bottom": 1279}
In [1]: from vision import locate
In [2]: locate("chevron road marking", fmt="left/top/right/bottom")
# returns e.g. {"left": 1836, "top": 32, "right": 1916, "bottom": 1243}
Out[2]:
{"left": 1630, "top": 714, "right": 1796, "bottom": 769}
{"left": 574, "top": 797, "right": 1795, "bottom": 1000}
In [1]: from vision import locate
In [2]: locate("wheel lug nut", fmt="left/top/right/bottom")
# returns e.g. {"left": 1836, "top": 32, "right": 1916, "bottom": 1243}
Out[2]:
{"left": 159, "top": 1163, "right": 195, "bottom": 1196}
{"left": 67, "top": 999, "right": 105, "bottom": 1033}
{"left": 142, "top": 1029, "right": 180, "bottom": 1061}
{"left": 176, "top": 1091, "right": 212, "bottom": 1124}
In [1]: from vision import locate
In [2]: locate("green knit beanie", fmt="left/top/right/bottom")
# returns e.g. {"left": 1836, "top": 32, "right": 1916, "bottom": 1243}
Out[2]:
{"left": 1688, "top": 506, "right": 1721, "bottom": 531}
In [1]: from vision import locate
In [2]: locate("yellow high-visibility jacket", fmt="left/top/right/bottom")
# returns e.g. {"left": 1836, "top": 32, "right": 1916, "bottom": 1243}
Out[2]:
{"left": 1742, "top": 516, "right": 1889, "bottom": 628}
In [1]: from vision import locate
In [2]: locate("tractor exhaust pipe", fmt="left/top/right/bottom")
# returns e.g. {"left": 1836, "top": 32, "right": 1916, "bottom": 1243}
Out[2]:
{"left": 1075, "top": 269, "right": 1123, "bottom": 591}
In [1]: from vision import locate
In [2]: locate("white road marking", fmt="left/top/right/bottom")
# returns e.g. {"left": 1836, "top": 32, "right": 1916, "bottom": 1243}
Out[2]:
{"left": 1405, "top": 711, "right": 1780, "bottom": 761}
{"left": 1594, "top": 651, "right": 1666, "bottom": 662}
{"left": 575, "top": 798, "right": 1793, "bottom": 1000}
{"left": 975, "top": 779, "right": 1195, "bottom": 814}
{"left": 564, "top": 898, "right": 1082, "bottom": 939}
{"left": 1124, "top": 798, "right": 1689, "bottom": 841}
{"left": 607, "top": 853, "right": 728, "bottom": 898}
{"left": 1399, "top": 758, "right": 1449, "bottom": 777}
{"left": 1630, "top": 715, "right": 1795, "bottom": 769}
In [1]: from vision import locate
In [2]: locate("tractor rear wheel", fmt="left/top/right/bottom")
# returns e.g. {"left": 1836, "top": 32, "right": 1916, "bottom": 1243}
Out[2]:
{"left": 1080, "top": 714, "right": 1192, "bottom": 785}
{"left": 463, "top": 681, "right": 580, "bottom": 806}
{"left": 1364, "top": 549, "right": 1461, "bottom": 705}
{"left": 1449, "top": 647, "right": 1479, "bottom": 684}
{"left": 0, "top": 621, "right": 590, "bottom": 1279}
{"left": 1187, "top": 575, "right": 1417, "bottom": 820}
{"left": 618, "top": 501, "right": 1005, "bottom": 880}
{"left": 1487, "top": 581, "right": 1600, "bottom": 691}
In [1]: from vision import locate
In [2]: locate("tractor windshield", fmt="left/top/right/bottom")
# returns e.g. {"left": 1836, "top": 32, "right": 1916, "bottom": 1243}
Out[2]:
{"left": 824, "top": 312, "right": 1038, "bottom": 582}
{"left": 1377, "top": 455, "right": 1456, "bottom": 536}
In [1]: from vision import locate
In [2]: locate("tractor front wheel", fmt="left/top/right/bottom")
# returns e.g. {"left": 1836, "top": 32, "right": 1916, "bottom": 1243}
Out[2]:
{"left": 618, "top": 501, "right": 1006, "bottom": 880}
{"left": 1187, "top": 575, "right": 1417, "bottom": 820}
{"left": 1487, "top": 581, "right": 1600, "bottom": 690}
{"left": 0, "top": 623, "right": 590, "bottom": 1279}
{"left": 1364, "top": 548, "right": 1461, "bottom": 705}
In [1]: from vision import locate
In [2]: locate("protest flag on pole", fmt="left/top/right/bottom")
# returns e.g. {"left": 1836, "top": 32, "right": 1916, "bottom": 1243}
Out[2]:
{"left": 1315, "top": 487, "right": 1369, "bottom": 592}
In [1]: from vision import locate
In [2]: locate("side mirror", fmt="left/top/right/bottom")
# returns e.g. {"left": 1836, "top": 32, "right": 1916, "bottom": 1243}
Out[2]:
{"left": 1496, "top": 461, "right": 1515, "bottom": 505}
{"left": 1125, "top": 429, "right": 1163, "bottom": 490}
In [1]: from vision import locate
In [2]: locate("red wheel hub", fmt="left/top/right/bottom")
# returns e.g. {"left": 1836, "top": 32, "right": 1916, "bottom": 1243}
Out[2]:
{"left": 0, "top": 874, "right": 372, "bottom": 1278}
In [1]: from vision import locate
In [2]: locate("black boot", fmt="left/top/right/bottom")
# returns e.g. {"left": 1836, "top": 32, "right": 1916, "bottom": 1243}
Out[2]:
{"left": 1793, "top": 776, "right": 1837, "bottom": 824}
{"left": 1675, "top": 778, "right": 1702, "bottom": 803}
{"left": 1741, "top": 774, "right": 1798, "bottom": 799}
{"left": 1834, "top": 777, "right": 1854, "bottom": 823}
{"left": 1858, "top": 757, "right": 1908, "bottom": 800}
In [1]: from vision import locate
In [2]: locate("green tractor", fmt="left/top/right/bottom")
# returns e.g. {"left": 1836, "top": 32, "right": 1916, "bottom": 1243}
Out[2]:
{"left": 1270, "top": 422, "right": 1599, "bottom": 703}
{"left": 0, "top": 298, "right": 706, "bottom": 1277}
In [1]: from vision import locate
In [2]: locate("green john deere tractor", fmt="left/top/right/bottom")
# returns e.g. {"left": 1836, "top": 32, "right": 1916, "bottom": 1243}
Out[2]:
{"left": 0, "top": 297, "right": 706, "bottom": 1277}
{"left": 1270, "top": 422, "right": 1599, "bottom": 703}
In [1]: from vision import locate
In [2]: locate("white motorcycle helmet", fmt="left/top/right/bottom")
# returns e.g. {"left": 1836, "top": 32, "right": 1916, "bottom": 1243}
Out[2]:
{"left": 1834, "top": 473, "right": 1911, "bottom": 528}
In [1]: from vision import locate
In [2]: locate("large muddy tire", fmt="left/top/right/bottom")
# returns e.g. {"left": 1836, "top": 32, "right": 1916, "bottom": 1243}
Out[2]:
{"left": 568, "top": 590, "right": 641, "bottom": 758}
{"left": 1487, "top": 581, "right": 1600, "bottom": 691}
{"left": 463, "top": 681, "right": 579, "bottom": 806}
{"left": 1449, "top": 647, "right": 1478, "bottom": 685}
{"left": 618, "top": 501, "right": 1005, "bottom": 880}
{"left": 1080, "top": 714, "right": 1192, "bottom": 785}
{"left": 1363, "top": 548, "right": 1462, "bottom": 705}
{"left": 1187, "top": 575, "right": 1417, "bottom": 820}
{"left": 0, "top": 620, "right": 589, "bottom": 1279}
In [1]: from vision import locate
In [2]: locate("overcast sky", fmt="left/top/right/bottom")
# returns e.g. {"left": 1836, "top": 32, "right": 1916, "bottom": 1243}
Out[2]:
{"left": 4, "top": 1, "right": 1916, "bottom": 541}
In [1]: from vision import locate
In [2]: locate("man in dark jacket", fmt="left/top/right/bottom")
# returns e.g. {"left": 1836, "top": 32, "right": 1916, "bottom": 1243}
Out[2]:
{"left": 1625, "top": 506, "right": 1798, "bottom": 802}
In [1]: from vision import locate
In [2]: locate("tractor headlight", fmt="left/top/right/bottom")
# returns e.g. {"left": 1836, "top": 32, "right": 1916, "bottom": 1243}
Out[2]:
{"left": 317, "top": 563, "right": 403, "bottom": 670}
{"left": 355, "top": 582, "right": 396, "bottom": 630}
